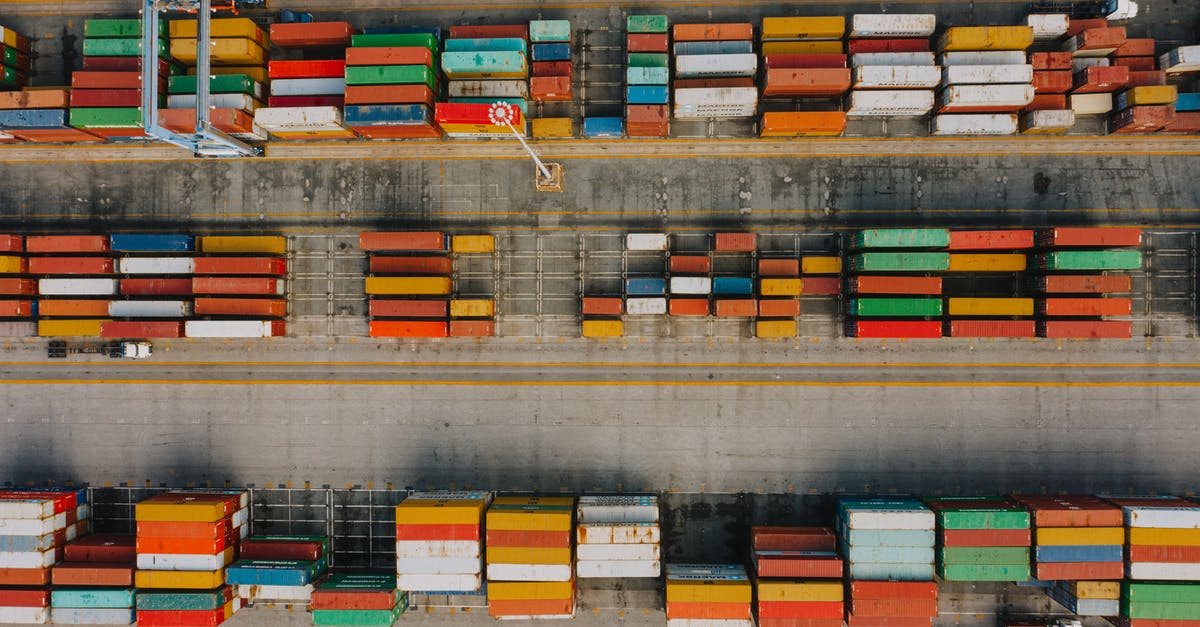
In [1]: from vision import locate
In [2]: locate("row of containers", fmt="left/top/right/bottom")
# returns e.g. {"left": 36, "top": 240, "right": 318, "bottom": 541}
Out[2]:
{"left": 2, "top": 12, "right": 1200, "bottom": 143}
{"left": 0, "top": 235, "right": 288, "bottom": 339}
{"left": 7, "top": 489, "right": 1200, "bottom": 625}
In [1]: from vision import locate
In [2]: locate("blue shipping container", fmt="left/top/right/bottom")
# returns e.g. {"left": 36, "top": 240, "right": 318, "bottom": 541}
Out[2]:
{"left": 224, "top": 557, "right": 327, "bottom": 586}
{"left": 673, "top": 41, "right": 754, "bottom": 56}
{"left": 626, "top": 277, "right": 665, "bottom": 296}
{"left": 584, "top": 117, "right": 624, "bottom": 138}
{"left": 627, "top": 66, "right": 669, "bottom": 85}
{"left": 449, "top": 98, "right": 528, "bottom": 116}
{"left": 0, "top": 108, "right": 69, "bottom": 129}
{"left": 51, "top": 588, "right": 136, "bottom": 609}
{"left": 627, "top": 86, "right": 669, "bottom": 105}
{"left": 344, "top": 104, "right": 430, "bottom": 126}
{"left": 109, "top": 234, "right": 195, "bottom": 253}
{"left": 362, "top": 25, "right": 442, "bottom": 39}
{"left": 444, "top": 38, "right": 527, "bottom": 54}
{"left": 531, "top": 43, "right": 571, "bottom": 62}
{"left": 1176, "top": 92, "right": 1200, "bottom": 112}
{"left": 1034, "top": 544, "right": 1123, "bottom": 563}
{"left": 713, "top": 276, "right": 753, "bottom": 295}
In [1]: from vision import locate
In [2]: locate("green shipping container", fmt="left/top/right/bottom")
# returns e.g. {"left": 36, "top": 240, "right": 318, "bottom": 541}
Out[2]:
{"left": 938, "top": 509, "right": 1030, "bottom": 530}
{"left": 848, "top": 298, "right": 943, "bottom": 317}
{"left": 0, "top": 66, "right": 20, "bottom": 88}
{"left": 938, "top": 563, "right": 1030, "bottom": 582}
{"left": 851, "top": 228, "right": 951, "bottom": 249}
{"left": 1039, "top": 250, "right": 1142, "bottom": 271}
{"left": 441, "top": 51, "right": 528, "bottom": 78}
{"left": 849, "top": 252, "right": 951, "bottom": 272}
{"left": 137, "top": 589, "right": 231, "bottom": 611}
{"left": 84, "top": 18, "right": 166, "bottom": 38}
{"left": 350, "top": 33, "right": 438, "bottom": 53}
{"left": 1124, "top": 582, "right": 1200, "bottom": 604}
{"left": 70, "top": 107, "right": 144, "bottom": 129}
{"left": 1121, "top": 599, "right": 1200, "bottom": 620}
{"left": 628, "top": 15, "right": 669, "bottom": 33}
{"left": 344, "top": 65, "right": 436, "bottom": 90}
{"left": 82, "top": 37, "right": 169, "bottom": 58}
{"left": 2, "top": 47, "right": 23, "bottom": 69}
{"left": 628, "top": 53, "right": 669, "bottom": 68}
{"left": 312, "top": 598, "right": 408, "bottom": 626}
{"left": 168, "top": 74, "right": 257, "bottom": 95}
{"left": 938, "top": 546, "right": 1030, "bottom": 565}
{"left": 529, "top": 20, "right": 571, "bottom": 43}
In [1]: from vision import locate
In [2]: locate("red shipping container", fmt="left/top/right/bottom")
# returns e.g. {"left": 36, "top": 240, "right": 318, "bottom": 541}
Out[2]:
{"left": 666, "top": 602, "right": 751, "bottom": 620}
{"left": 239, "top": 539, "right": 323, "bottom": 561}
{"left": 673, "top": 78, "right": 756, "bottom": 89}
{"left": 352, "top": 124, "right": 443, "bottom": 139}
{"left": 63, "top": 534, "right": 134, "bottom": 563}
{"left": 715, "top": 299, "right": 757, "bottom": 317}
{"left": 369, "top": 256, "right": 452, "bottom": 275}
{"left": 0, "top": 568, "right": 49, "bottom": 586}
{"left": 368, "top": 299, "right": 447, "bottom": 318}
{"left": 191, "top": 277, "right": 280, "bottom": 295}
{"left": 100, "top": 321, "right": 183, "bottom": 339}
{"left": 71, "top": 71, "right": 157, "bottom": 90}
{"left": 1126, "top": 70, "right": 1166, "bottom": 87}
{"left": 849, "top": 320, "right": 941, "bottom": 338}
{"left": 715, "top": 233, "right": 756, "bottom": 252}
{"left": 489, "top": 599, "right": 574, "bottom": 617}
{"left": 486, "top": 530, "right": 571, "bottom": 547}
{"left": 940, "top": 528, "right": 1031, "bottom": 547}
{"left": 83, "top": 56, "right": 174, "bottom": 75}
{"left": 765, "top": 54, "right": 847, "bottom": 69}
{"left": 673, "top": 23, "right": 753, "bottom": 42}
{"left": 1073, "top": 27, "right": 1127, "bottom": 53}
{"left": 359, "top": 232, "right": 446, "bottom": 252}
{"left": 85, "top": 127, "right": 152, "bottom": 139}
{"left": 1113, "top": 56, "right": 1157, "bottom": 71}
{"left": 193, "top": 257, "right": 285, "bottom": 275}
{"left": 0, "top": 89, "right": 69, "bottom": 110}
{"left": 193, "top": 298, "right": 286, "bottom": 317}
{"left": 948, "top": 230, "right": 1034, "bottom": 250}
{"left": 136, "top": 519, "right": 233, "bottom": 540}
{"left": 310, "top": 588, "right": 397, "bottom": 611}
{"left": 759, "top": 259, "right": 800, "bottom": 276}
{"left": 136, "top": 528, "right": 237, "bottom": 555}
{"left": 160, "top": 108, "right": 253, "bottom": 135}
{"left": 752, "top": 526, "right": 837, "bottom": 551}
{"left": 28, "top": 257, "right": 112, "bottom": 275}
{"left": 369, "top": 320, "right": 448, "bottom": 338}
{"left": 948, "top": 320, "right": 1036, "bottom": 338}
{"left": 1034, "top": 561, "right": 1124, "bottom": 580}
{"left": 1114, "top": 38, "right": 1156, "bottom": 57}
{"left": 0, "top": 235, "right": 20, "bottom": 252}
{"left": 627, "top": 104, "right": 668, "bottom": 127}
{"left": 1033, "top": 71, "right": 1072, "bottom": 94}
{"left": 758, "top": 299, "right": 800, "bottom": 317}
{"left": 1041, "top": 297, "right": 1133, "bottom": 316}
{"left": 759, "top": 619, "right": 844, "bottom": 627}
{"left": 670, "top": 255, "right": 711, "bottom": 274}
{"left": 1161, "top": 111, "right": 1200, "bottom": 133}
{"left": 395, "top": 523, "right": 480, "bottom": 542}
{"left": 1128, "top": 545, "right": 1200, "bottom": 563}
{"left": 51, "top": 562, "right": 133, "bottom": 586}
{"left": 120, "top": 278, "right": 191, "bottom": 296}
{"left": 344, "top": 85, "right": 435, "bottom": 108}
{"left": 763, "top": 68, "right": 851, "bottom": 97}
{"left": 268, "top": 59, "right": 346, "bottom": 79}
{"left": 269, "top": 21, "right": 354, "bottom": 48}
{"left": 449, "top": 320, "right": 494, "bottom": 337}
{"left": 1041, "top": 275, "right": 1131, "bottom": 293}
{"left": 1030, "top": 52, "right": 1074, "bottom": 71}
{"left": 25, "top": 235, "right": 108, "bottom": 253}
{"left": 0, "top": 279, "right": 35, "bottom": 295}
{"left": 1110, "top": 104, "right": 1175, "bottom": 133}
{"left": 669, "top": 299, "right": 709, "bottom": 316}
{"left": 851, "top": 598, "right": 938, "bottom": 617}
{"left": 846, "top": 616, "right": 932, "bottom": 627}
{"left": 1039, "top": 320, "right": 1132, "bottom": 339}
{"left": 8, "top": 128, "right": 104, "bottom": 143}
{"left": 1008, "top": 494, "right": 1122, "bottom": 526}
{"left": 531, "top": 75, "right": 572, "bottom": 102}
{"left": 1067, "top": 18, "right": 1108, "bottom": 38}
{"left": 137, "top": 607, "right": 230, "bottom": 627}
{"left": 268, "top": 95, "right": 345, "bottom": 108}
{"left": 1024, "top": 94, "right": 1068, "bottom": 112}
{"left": 581, "top": 297, "right": 622, "bottom": 316}
{"left": 850, "top": 581, "right": 938, "bottom": 600}
{"left": 628, "top": 34, "right": 669, "bottom": 53}
{"left": 1072, "top": 66, "right": 1130, "bottom": 94}
{"left": 448, "top": 25, "right": 528, "bottom": 40}
{"left": 848, "top": 38, "right": 930, "bottom": 54}
{"left": 0, "top": 589, "right": 48, "bottom": 607}
{"left": 800, "top": 277, "right": 840, "bottom": 295}
{"left": 754, "top": 553, "right": 843, "bottom": 578}
{"left": 758, "top": 601, "right": 843, "bottom": 619}
{"left": 69, "top": 89, "right": 144, "bottom": 108}
{"left": 1039, "top": 227, "right": 1141, "bottom": 247}
{"left": 849, "top": 276, "right": 941, "bottom": 295}
{"left": 345, "top": 46, "right": 433, "bottom": 67}
{"left": 532, "top": 61, "right": 573, "bottom": 78}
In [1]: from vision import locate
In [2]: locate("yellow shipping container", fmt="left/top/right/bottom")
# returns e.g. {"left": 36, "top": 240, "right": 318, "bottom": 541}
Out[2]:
{"left": 947, "top": 298, "right": 1034, "bottom": 317}
{"left": 802, "top": 256, "right": 842, "bottom": 275}
{"left": 451, "top": 235, "right": 495, "bottom": 253}
{"left": 757, "top": 580, "right": 843, "bottom": 602}
{"left": 760, "top": 278, "right": 802, "bottom": 297}
{"left": 1128, "top": 527, "right": 1200, "bottom": 546}
{"left": 38, "top": 319, "right": 104, "bottom": 337}
{"left": 938, "top": 26, "right": 1034, "bottom": 52}
{"left": 365, "top": 276, "right": 452, "bottom": 296}
{"left": 135, "top": 569, "right": 225, "bottom": 589}
{"left": 272, "top": 130, "right": 358, "bottom": 140}
{"left": 1069, "top": 581, "right": 1120, "bottom": 600}
{"left": 756, "top": 320, "right": 797, "bottom": 338}
{"left": 492, "top": 496, "right": 575, "bottom": 507}
{"left": 170, "top": 38, "right": 267, "bottom": 66}
{"left": 665, "top": 580, "right": 752, "bottom": 604}
{"left": 135, "top": 499, "right": 230, "bottom": 523}
{"left": 532, "top": 117, "right": 574, "bottom": 138}
{"left": 441, "top": 122, "right": 526, "bottom": 135}
{"left": 1, "top": 28, "right": 16, "bottom": 49}
{"left": 761, "top": 16, "right": 845, "bottom": 40}
{"left": 199, "top": 235, "right": 286, "bottom": 255}
{"left": 948, "top": 253, "right": 1027, "bottom": 272}
{"left": 169, "top": 18, "right": 269, "bottom": 48}
{"left": 486, "top": 546, "right": 571, "bottom": 565}
{"left": 187, "top": 65, "right": 270, "bottom": 83}
{"left": 487, "top": 581, "right": 574, "bottom": 601}
{"left": 395, "top": 499, "right": 486, "bottom": 525}
{"left": 582, "top": 320, "right": 623, "bottom": 338}
{"left": 761, "top": 40, "right": 844, "bottom": 55}
{"left": 0, "top": 256, "right": 25, "bottom": 273}
{"left": 1036, "top": 527, "right": 1124, "bottom": 546}
{"left": 1123, "top": 85, "right": 1178, "bottom": 107}
{"left": 450, "top": 299, "right": 494, "bottom": 318}
{"left": 486, "top": 510, "right": 572, "bottom": 532}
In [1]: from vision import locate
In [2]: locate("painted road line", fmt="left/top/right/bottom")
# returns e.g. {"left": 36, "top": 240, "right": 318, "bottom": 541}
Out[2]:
{"left": 0, "top": 379, "right": 1198, "bottom": 388}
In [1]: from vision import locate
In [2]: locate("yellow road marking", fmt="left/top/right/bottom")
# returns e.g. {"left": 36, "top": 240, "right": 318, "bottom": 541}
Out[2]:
{"left": 0, "top": 379, "right": 1196, "bottom": 388}
{"left": 0, "top": 361, "right": 1197, "bottom": 369}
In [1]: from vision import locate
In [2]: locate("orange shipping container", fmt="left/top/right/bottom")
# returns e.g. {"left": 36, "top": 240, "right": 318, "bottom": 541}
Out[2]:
{"left": 1067, "top": 18, "right": 1108, "bottom": 38}
{"left": 760, "top": 111, "right": 847, "bottom": 137}
{"left": 1114, "top": 38, "right": 1155, "bottom": 57}
{"left": 666, "top": 602, "right": 751, "bottom": 620}
{"left": 136, "top": 520, "right": 231, "bottom": 540}
{"left": 37, "top": 299, "right": 110, "bottom": 317}
{"left": 1040, "top": 297, "right": 1132, "bottom": 316}
{"left": 0, "top": 235, "right": 21, "bottom": 252}
{"left": 25, "top": 236, "right": 109, "bottom": 253}
{"left": 850, "top": 276, "right": 941, "bottom": 295}
{"left": 191, "top": 277, "right": 281, "bottom": 295}
{"left": 670, "top": 255, "right": 711, "bottom": 274}
{"left": 627, "top": 34, "right": 669, "bottom": 53}
{"left": 715, "top": 233, "right": 756, "bottom": 252}
{"left": 368, "top": 256, "right": 453, "bottom": 275}
{"left": 359, "top": 232, "right": 445, "bottom": 251}
{"left": 1113, "top": 56, "right": 1156, "bottom": 71}
{"left": 1127, "top": 70, "right": 1166, "bottom": 87}
{"left": 160, "top": 108, "right": 252, "bottom": 135}
{"left": 28, "top": 257, "right": 112, "bottom": 275}
{"left": 0, "top": 569, "right": 51, "bottom": 586}
{"left": 626, "top": 104, "right": 668, "bottom": 126}
{"left": 449, "top": 320, "right": 494, "bottom": 337}
{"left": 673, "top": 23, "right": 754, "bottom": 42}
{"left": 1024, "top": 94, "right": 1068, "bottom": 112}
{"left": 0, "top": 279, "right": 36, "bottom": 295}
{"left": 1041, "top": 275, "right": 1132, "bottom": 293}
{"left": 1030, "top": 52, "right": 1073, "bottom": 71}
{"left": 0, "top": 300, "right": 32, "bottom": 317}
{"left": 715, "top": 299, "right": 757, "bottom": 317}
{"left": 488, "top": 599, "right": 574, "bottom": 617}
{"left": 581, "top": 297, "right": 622, "bottom": 316}
{"left": 344, "top": 85, "right": 437, "bottom": 108}
{"left": 369, "top": 299, "right": 448, "bottom": 318}
{"left": 1033, "top": 71, "right": 1072, "bottom": 94}
{"left": 344, "top": 46, "right": 433, "bottom": 67}
{"left": 669, "top": 299, "right": 709, "bottom": 316}
{"left": 0, "top": 89, "right": 70, "bottom": 110}
{"left": 194, "top": 298, "right": 286, "bottom": 317}
{"left": 758, "top": 299, "right": 800, "bottom": 317}
{"left": 369, "top": 320, "right": 448, "bottom": 338}
{"left": 758, "top": 259, "right": 800, "bottom": 276}
{"left": 50, "top": 563, "right": 132, "bottom": 587}
{"left": 8, "top": 128, "right": 104, "bottom": 143}
{"left": 530, "top": 76, "right": 571, "bottom": 102}
{"left": 193, "top": 257, "right": 286, "bottom": 275}
{"left": 762, "top": 68, "right": 851, "bottom": 98}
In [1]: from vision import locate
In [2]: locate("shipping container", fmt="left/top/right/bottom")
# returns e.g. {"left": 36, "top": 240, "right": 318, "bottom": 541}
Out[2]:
{"left": 191, "top": 277, "right": 284, "bottom": 296}
{"left": 1039, "top": 250, "right": 1141, "bottom": 270}
{"left": 1117, "top": 85, "right": 1177, "bottom": 109}
{"left": 628, "top": 34, "right": 668, "bottom": 53}
{"left": 757, "top": 259, "right": 800, "bottom": 277}
{"left": 931, "top": 113, "right": 1018, "bottom": 135}
{"left": 581, "top": 297, "right": 622, "bottom": 316}
{"left": 764, "top": 54, "right": 847, "bottom": 69}
{"left": 712, "top": 277, "right": 754, "bottom": 295}
{"left": 761, "top": 17, "right": 845, "bottom": 41}
{"left": 848, "top": 39, "right": 931, "bottom": 54}
{"left": 441, "top": 51, "right": 527, "bottom": 79}
{"left": 715, "top": 299, "right": 757, "bottom": 317}
{"left": 0, "top": 300, "right": 32, "bottom": 317}
{"left": 447, "top": 25, "right": 527, "bottom": 41}
{"left": 1039, "top": 275, "right": 1131, "bottom": 293}
{"left": 948, "top": 320, "right": 1036, "bottom": 338}
{"left": 669, "top": 298, "right": 709, "bottom": 316}
{"left": 669, "top": 255, "right": 711, "bottom": 274}
{"left": 36, "top": 299, "right": 110, "bottom": 317}
{"left": 1039, "top": 297, "right": 1133, "bottom": 317}
{"left": 194, "top": 298, "right": 287, "bottom": 317}
{"left": 714, "top": 233, "right": 756, "bottom": 252}
{"left": 672, "top": 23, "right": 753, "bottom": 42}
{"left": 1030, "top": 52, "right": 1074, "bottom": 71}
{"left": 345, "top": 46, "right": 433, "bottom": 68}
{"left": 1027, "top": 14, "right": 1069, "bottom": 40}
{"left": 852, "top": 66, "right": 941, "bottom": 89}
{"left": 760, "top": 111, "right": 847, "bottom": 137}
{"left": 947, "top": 298, "right": 1033, "bottom": 316}
{"left": 119, "top": 278, "right": 191, "bottom": 296}
{"left": 938, "top": 26, "right": 1034, "bottom": 53}
{"left": 584, "top": 117, "right": 624, "bottom": 138}
{"left": 38, "top": 319, "right": 105, "bottom": 337}
{"left": 1071, "top": 93, "right": 1113, "bottom": 115}
{"left": 849, "top": 253, "right": 950, "bottom": 272}
{"left": 1020, "top": 109, "right": 1075, "bottom": 134}
{"left": 850, "top": 14, "right": 936, "bottom": 38}
{"left": 531, "top": 117, "right": 573, "bottom": 138}
{"left": 846, "top": 320, "right": 942, "bottom": 338}
{"left": 947, "top": 253, "right": 1026, "bottom": 271}
{"left": 0, "top": 256, "right": 25, "bottom": 273}
{"left": 117, "top": 258, "right": 195, "bottom": 275}
{"left": 38, "top": 278, "right": 116, "bottom": 296}
{"left": 937, "top": 85, "right": 1035, "bottom": 113}
{"left": 760, "top": 278, "right": 802, "bottom": 296}
{"left": 675, "top": 54, "right": 757, "bottom": 79}
{"left": 626, "top": 278, "right": 666, "bottom": 296}
{"left": 185, "top": 320, "right": 285, "bottom": 338}
{"left": 25, "top": 236, "right": 109, "bottom": 253}
{"left": 847, "top": 297, "right": 942, "bottom": 317}
{"left": 758, "top": 299, "right": 800, "bottom": 317}
{"left": 108, "top": 300, "right": 191, "bottom": 318}
{"left": 1038, "top": 227, "right": 1141, "bottom": 247}
{"left": 850, "top": 52, "right": 935, "bottom": 67}
{"left": 942, "top": 64, "right": 1034, "bottom": 85}
{"left": 1038, "top": 320, "right": 1132, "bottom": 339}
{"left": 197, "top": 236, "right": 286, "bottom": 255}
{"left": 940, "top": 50, "right": 1027, "bottom": 66}
{"left": 192, "top": 257, "right": 285, "bottom": 276}
{"left": 449, "top": 299, "right": 494, "bottom": 318}
{"left": 851, "top": 228, "right": 949, "bottom": 249}
{"left": 170, "top": 38, "right": 266, "bottom": 66}
{"left": 947, "top": 230, "right": 1034, "bottom": 250}
{"left": 626, "top": 297, "right": 667, "bottom": 315}
{"left": 846, "top": 90, "right": 934, "bottom": 116}
{"left": 762, "top": 68, "right": 851, "bottom": 97}
{"left": 628, "top": 16, "right": 669, "bottom": 35}
{"left": 364, "top": 276, "right": 451, "bottom": 296}
{"left": 368, "top": 299, "right": 447, "bottom": 319}
{"left": 1064, "top": 27, "right": 1127, "bottom": 58}
{"left": 755, "top": 320, "right": 798, "bottom": 338}
{"left": 1072, "top": 66, "right": 1130, "bottom": 94}
{"left": 0, "top": 278, "right": 35, "bottom": 295}
{"left": 269, "top": 21, "right": 354, "bottom": 48}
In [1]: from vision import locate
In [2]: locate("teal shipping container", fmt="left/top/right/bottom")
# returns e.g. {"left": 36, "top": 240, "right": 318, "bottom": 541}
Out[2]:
{"left": 851, "top": 228, "right": 952, "bottom": 249}
{"left": 628, "top": 66, "right": 670, "bottom": 85}
{"left": 849, "top": 252, "right": 951, "bottom": 272}
{"left": 530, "top": 20, "right": 572, "bottom": 43}
{"left": 441, "top": 51, "right": 528, "bottom": 78}
{"left": 443, "top": 38, "right": 528, "bottom": 53}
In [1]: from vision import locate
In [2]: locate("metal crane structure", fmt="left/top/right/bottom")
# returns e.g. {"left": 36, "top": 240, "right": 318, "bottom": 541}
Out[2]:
{"left": 140, "top": 0, "right": 263, "bottom": 157}
{"left": 488, "top": 102, "right": 563, "bottom": 192}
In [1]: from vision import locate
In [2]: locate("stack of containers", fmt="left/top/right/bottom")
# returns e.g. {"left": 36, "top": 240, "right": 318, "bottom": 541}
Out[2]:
{"left": 837, "top": 497, "right": 938, "bottom": 627}
{"left": 845, "top": 228, "right": 948, "bottom": 339}
{"left": 0, "top": 85, "right": 100, "bottom": 143}
{"left": 254, "top": 22, "right": 358, "bottom": 141}
{"left": 1035, "top": 227, "right": 1141, "bottom": 339}
{"left": 1106, "top": 496, "right": 1200, "bottom": 581}
{"left": 755, "top": 254, "right": 801, "bottom": 338}
{"left": 672, "top": 22, "right": 757, "bottom": 120}
{"left": 845, "top": 14, "right": 938, "bottom": 118}
{"left": 1165, "top": 91, "right": 1200, "bottom": 134}
{"left": 626, "top": 15, "right": 670, "bottom": 138}
{"left": 1009, "top": 494, "right": 1125, "bottom": 581}
{"left": 0, "top": 489, "right": 89, "bottom": 623}
{"left": 226, "top": 535, "right": 329, "bottom": 606}
{"left": 309, "top": 574, "right": 404, "bottom": 627}
{"left": 343, "top": 28, "right": 446, "bottom": 139}
{"left": 0, "top": 234, "right": 34, "bottom": 336}
{"left": 664, "top": 563, "right": 752, "bottom": 626}
{"left": 70, "top": 19, "right": 174, "bottom": 139}
{"left": 924, "top": 496, "right": 1031, "bottom": 582}
{"left": 0, "top": 23, "right": 29, "bottom": 92}
{"left": 449, "top": 235, "right": 497, "bottom": 338}
{"left": 750, "top": 527, "right": 843, "bottom": 627}
{"left": 438, "top": 23, "right": 529, "bottom": 138}
{"left": 167, "top": 18, "right": 270, "bottom": 142}
{"left": 934, "top": 26, "right": 1036, "bottom": 136}
{"left": 187, "top": 235, "right": 287, "bottom": 339}
{"left": 529, "top": 20, "right": 572, "bottom": 104}
{"left": 621, "top": 232, "right": 668, "bottom": 324}
{"left": 575, "top": 496, "right": 661, "bottom": 578}
{"left": 133, "top": 491, "right": 249, "bottom": 627}
{"left": 51, "top": 533, "right": 136, "bottom": 625}
{"left": 666, "top": 241, "right": 711, "bottom": 319}
{"left": 360, "top": 231, "right": 453, "bottom": 339}
{"left": 1048, "top": 580, "right": 1119, "bottom": 617}
{"left": 27, "top": 235, "right": 116, "bottom": 339}
{"left": 1063, "top": 22, "right": 1129, "bottom": 124}
{"left": 944, "top": 229, "right": 1036, "bottom": 339}
{"left": 1160, "top": 47, "right": 1200, "bottom": 133}
{"left": 394, "top": 491, "right": 491, "bottom": 593}
{"left": 758, "top": 17, "right": 850, "bottom": 138}
{"left": 485, "top": 496, "right": 575, "bottom": 620}
{"left": 1025, "top": 51, "right": 1076, "bottom": 133}
{"left": 1110, "top": 34, "right": 1178, "bottom": 134}
{"left": 105, "top": 234, "right": 193, "bottom": 340}
{"left": 1120, "top": 581, "right": 1200, "bottom": 626}
{"left": 712, "top": 233, "right": 757, "bottom": 322}
{"left": 798, "top": 255, "right": 842, "bottom": 296}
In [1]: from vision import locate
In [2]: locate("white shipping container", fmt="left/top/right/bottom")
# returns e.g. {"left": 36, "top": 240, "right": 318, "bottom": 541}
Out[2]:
{"left": 51, "top": 608, "right": 136, "bottom": 625}
{"left": 940, "top": 51, "right": 1026, "bottom": 66}
{"left": 841, "top": 509, "right": 935, "bottom": 530}
{"left": 674, "top": 87, "right": 758, "bottom": 117}
{"left": 1162, "top": 46, "right": 1200, "bottom": 73}
{"left": 674, "top": 104, "right": 757, "bottom": 119}
{"left": 1026, "top": 14, "right": 1069, "bottom": 40}
{"left": 1125, "top": 507, "right": 1200, "bottom": 528}
{"left": 850, "top": 14, "right": 936, "bottom": 38}
{"left": 485, "top": 563, "right": 573, "bottom": 581}
{"left": 53, "top": 511, "right": 67, "bottom": 530}
{"left": 577, "top": 523, "right": 662, "bottom": 545}
{"left": 255, "top": 106, "right": 345, "bottom": 130}
{"left": 184, "top": 320, "right": 279, "bottom": 338}
{"left": 931, "top": 114, "right": 1018, "bottom": 136}
{"left": 853, "top": 65, "right": 942, "bottom": 89}
{"left": 270, "top": 77, "right": 346, "bottom": 96}
{"left": 137, "top": 549, "right": 232, "bottom": 571}
{"left": 38, "top": 278, "right": 117, "bottom": 296}
{"left": 576, "top": 543, "right": 661, "bottom": 561}
{"left": 938, "top": 84, "right": 1035, "bottom": 110}
{"left": 0, "top": 517, "right": 54, "bottom": 536}
{"left": 1127, "top": 562, "right": 1200, "bottom": 580}
{"left": 447, "top": 80, "right": 529, "bottom": 99}
{"left": 394, "top": 540, "right": 481, "bottom": 559}
{"left": 1073, "top": 57, "right": 1111, "bottom": 72}
{"left": 0, "top": 321, "right": 36, "bottom": 337}
{"left": 394, "top": 556, "right": 481, "bottom": 575}
{"left": 941, "top": 64, "right": 1034, "bottom": 85}
{"left": 1071, "top": 93, "right": 1113, "bottom": 115}
{"left": 0, "top": 500, "right": 54, "bottom": 519}
{"left": 576, "top": 559, "right": 661, "bottom": 578}
{"left": 1064, "top": 35, "right": 1119, "bottom": 58}
{"left": 1020, "top": 109, "right": 1075, "bottom": 132}
{"left": 0, "top": 608, "right": 47, "bottom": 624}
{"left": 674, "top": 53, "right": 758, "bottom": 78}
{"left": 78, "top": 503, "right": 90, "bottom": 522}
{"left": 167, "top": 93, "right": 259, "bottom": 112}
{"left": 626, "top": 233, "right": 668, "bottom": 251}
{"left": 846, "top": 90, "right": 934, "bottom": 116}
{"left": 108, "top": 300, "right": 191, "bottom": 318}
{"left": 670, "top": 277, "right": 711, "bottom": 295}
{"left": 117, "top": 257, "right": 195, "bottom": 275}
{"left": 850, "top": 52, "right": 935, "bottom": 67}
{"left": 0, "top": 548, "right": 56, "bottom": 568}
{"left": 625, "top": 298, "right": 667, "bottom": 315}
{"left": 577, "top": 496, "right": 660, "bottom": 522}
{"left": 396, "top": 573, "right": 481, "bottom": 592}
{"left": 238, "top": 584, "right": 313, "bottom": 602}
